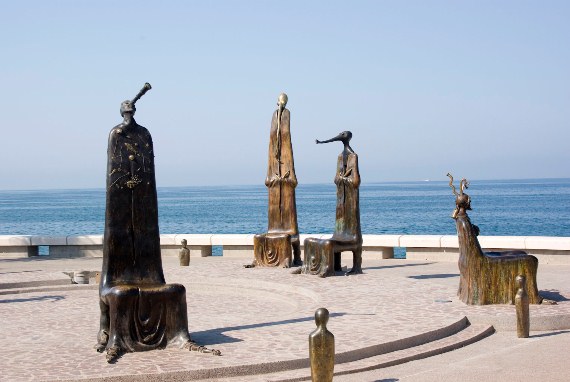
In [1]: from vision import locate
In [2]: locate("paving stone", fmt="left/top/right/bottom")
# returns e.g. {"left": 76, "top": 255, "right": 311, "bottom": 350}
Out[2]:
{"left": 0, "top": 257, "right": 568, "bottom": 381}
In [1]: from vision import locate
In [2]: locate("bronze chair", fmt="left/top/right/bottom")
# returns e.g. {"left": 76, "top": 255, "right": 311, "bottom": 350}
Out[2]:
{"left": 448, "top": 173, "right": 541, "bottom": 305}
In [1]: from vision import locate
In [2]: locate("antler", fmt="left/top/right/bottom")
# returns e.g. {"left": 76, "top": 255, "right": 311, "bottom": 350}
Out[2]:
{"left": 447, "top": 173, "right": 458, "bottom": 196}
{"left": 460, "top": 178, "right": 470, "bottom": 195}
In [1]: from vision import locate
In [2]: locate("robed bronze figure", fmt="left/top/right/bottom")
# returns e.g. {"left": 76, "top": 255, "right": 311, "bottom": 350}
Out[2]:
{"left": 252, "top": 93, "right": 301, "bottom": 267}
{"left": 296, "top": 131, "right": 363, "bottom": 277}
{"left": 96, "top": 84, "right": 219, "bottom": 363}
{"left": 448, "top": 173, "right": 541, "bottom": 305}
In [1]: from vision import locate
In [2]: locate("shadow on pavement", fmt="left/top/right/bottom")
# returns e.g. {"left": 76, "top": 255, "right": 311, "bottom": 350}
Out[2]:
{"left": 0, "top": 295, "right": 65, "bottom": 303}
{"left": 408, "top": 273, "right": 459, "bottom": 280}
{"left": 191, "top": 312, "right": 347, "bottom": 345}
{"left": 531, "top": 330, "right": 570, "bottom": 338}
{"left": 363, "top": 263, "right": 434, "bottom": 271}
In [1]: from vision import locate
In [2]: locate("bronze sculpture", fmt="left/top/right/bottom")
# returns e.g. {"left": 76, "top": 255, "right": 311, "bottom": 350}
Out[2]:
{"left": 309, "top": 308, "right": 335, "bottom": 382}
{"left": 96, "top": 83, "right": 220, "bottom": 363}
{"left": 448, "top": 173, "right": 541, "bottom": 305}
{"left": 296, "top": 131, "right": 362, "bottom": 277}
{"left": 252, "top": 93, "right": 301, "bottom": 267}
{"left": 515, "top": 275, "right": 530, "bottom": 338}
{"left": 179, "top": 239, "right": 190, "bottom": 266}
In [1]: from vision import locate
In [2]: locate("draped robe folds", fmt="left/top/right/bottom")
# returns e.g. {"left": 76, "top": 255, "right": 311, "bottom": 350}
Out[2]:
{"left": 300, "top": 151, "right": 362, "bottom": 277}
{"left": 265, "top": 108, "right": 299, "bottom": 237}
{"left": 98, "top": 121, "right": 192, "bottom": 354}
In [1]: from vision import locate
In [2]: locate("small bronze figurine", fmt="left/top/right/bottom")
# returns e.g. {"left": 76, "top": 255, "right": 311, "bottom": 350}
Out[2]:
{"left": 448, "top": 173, "right": 541, "bottom": 305}
{"left": 309, "top": 308, "right": 335, "bottom": 382}
{"left": 252, "top": 93, "right": 301, "bottom": 268}
{"left": 515, "top": 275, "right": 530, "bottom": 338}
{"left": 96, "top": 83, "right": 220, "bottom": 363}
{"left": 296, "top": 131, "right": 362, "bottom": 277}
{"left": 179, "top": 239, "right": 190, "bottom": 266}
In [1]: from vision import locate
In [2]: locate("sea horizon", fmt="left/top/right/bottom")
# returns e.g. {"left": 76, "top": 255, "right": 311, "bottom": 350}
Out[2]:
{"left": 1, "top": 178, "right": 569, "bottom": 240}
{"left": 1, "top": 176, "right": 569, "bottom": 193}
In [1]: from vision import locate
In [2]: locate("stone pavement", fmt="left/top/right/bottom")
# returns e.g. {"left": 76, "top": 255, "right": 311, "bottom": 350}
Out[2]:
{"left": 0, "top": 256, "right": 568, "bottom": 381}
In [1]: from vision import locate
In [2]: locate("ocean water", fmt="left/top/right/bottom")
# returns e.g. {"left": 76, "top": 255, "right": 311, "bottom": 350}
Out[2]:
{"left": 1, "top": 179, "right": 569, "bottom": 239}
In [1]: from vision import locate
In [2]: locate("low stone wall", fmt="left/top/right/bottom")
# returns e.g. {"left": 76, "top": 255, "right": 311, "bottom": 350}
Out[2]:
{"left": 1, "top": 234, "right": 569, "bottom": 264}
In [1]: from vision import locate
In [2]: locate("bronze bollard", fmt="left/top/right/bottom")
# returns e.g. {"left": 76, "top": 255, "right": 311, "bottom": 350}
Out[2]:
{"left": 515, "top": 275, "right": 530, "bottom": 338}
{"left": 179, "top": 239, "right": 190, "bottom": 266}
{"left": 309, "top": 308, "right": 334, "bottom": 382}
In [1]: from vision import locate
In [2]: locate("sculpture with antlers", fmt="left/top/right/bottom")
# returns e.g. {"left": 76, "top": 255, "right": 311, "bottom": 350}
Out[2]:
{"left": 447, "top": 173, "right": 542, "bottom": 305}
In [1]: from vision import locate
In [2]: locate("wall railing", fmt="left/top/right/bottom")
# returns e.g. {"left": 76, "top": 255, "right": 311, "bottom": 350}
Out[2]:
{"left": 1, "top": 234, "right": 569, "bottom": 264}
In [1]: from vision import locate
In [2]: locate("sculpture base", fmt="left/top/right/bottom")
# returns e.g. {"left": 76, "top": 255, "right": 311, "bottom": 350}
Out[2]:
{"left": 300, "top": 237, "right": 363, "bottom": 278}
{"left": 97, "top": 283, "right": 193, "bottom": 360}
{"left": 252, "top": 233, "right": 292, "bottom": 268}
{"left": 459, "top": 250, "right": 542, "bottom": 305}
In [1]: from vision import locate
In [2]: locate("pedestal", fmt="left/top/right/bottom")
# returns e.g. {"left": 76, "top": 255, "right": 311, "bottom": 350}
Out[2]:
{"left": 253, "top": 233, "right": 292, "bottom": 267}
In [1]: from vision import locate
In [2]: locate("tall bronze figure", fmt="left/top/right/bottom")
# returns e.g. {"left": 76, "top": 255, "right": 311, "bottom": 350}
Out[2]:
{"left": 297, "top": 131, "right": 362, "bottom": 277}
{"left": 252, "top": 93, "right": 301, "bottom": 267}
{"left": 448, "top": 173, "right": 541, "bottom": 305}
{"left": 96, "top": 83, "right": 219, "bottom": 363}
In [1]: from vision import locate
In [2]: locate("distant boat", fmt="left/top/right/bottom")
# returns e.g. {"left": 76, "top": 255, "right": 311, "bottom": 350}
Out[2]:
{"left": 423, "top": 179, "right": 430, "bottom": 182}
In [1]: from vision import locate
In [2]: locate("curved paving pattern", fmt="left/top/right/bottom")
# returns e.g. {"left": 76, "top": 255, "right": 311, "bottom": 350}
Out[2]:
{"left": 0, "top": 257, "right": 568, "bottom": 381}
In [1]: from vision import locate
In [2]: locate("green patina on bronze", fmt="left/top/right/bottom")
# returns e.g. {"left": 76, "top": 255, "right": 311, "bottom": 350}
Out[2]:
{"left": 448, "top": 174, "right": 541, "bottom": 305}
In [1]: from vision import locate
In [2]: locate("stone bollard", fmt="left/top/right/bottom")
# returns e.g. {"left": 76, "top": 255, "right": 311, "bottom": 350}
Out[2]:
{"left": 179, "top": 239, "right": 190, "bottom": 266}
{"left": 73, "top": 271, "right": 90, "bottom": 284}
{"left": 309, "top": 308, "right": 334, "bottom": 382}
{"left": 515, "top": 274, "right": 530, "bottom": 338}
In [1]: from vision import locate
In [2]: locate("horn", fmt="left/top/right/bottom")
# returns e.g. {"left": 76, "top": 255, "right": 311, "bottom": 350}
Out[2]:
{"left": 447, "top": 173, "right": 458, "bottom": 196}
{"left": 460, "top": 178, "right": 470, "bottom": 195}
{"left": 132, "top": 83, "right": 152, "bottom": 105}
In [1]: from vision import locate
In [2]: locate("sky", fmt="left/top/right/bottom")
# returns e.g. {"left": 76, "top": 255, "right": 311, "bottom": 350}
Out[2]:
{"left": 0, "top": 1, "right": 568, "bottom": 190}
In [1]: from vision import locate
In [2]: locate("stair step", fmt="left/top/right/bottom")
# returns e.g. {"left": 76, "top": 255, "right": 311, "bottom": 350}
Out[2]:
{"left": 272, "top": 324, "right": 494, "bottom": 382}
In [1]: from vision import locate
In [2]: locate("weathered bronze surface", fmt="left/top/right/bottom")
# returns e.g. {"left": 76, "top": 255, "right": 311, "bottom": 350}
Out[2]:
{"left": 252, "top": 93, "right": 301, "bottom": 268}
{"left": 179, "top": 239, "right": 190, "bottom": 266}
{"left": 96, "top": 84, "right": 220, "bottom": 363}
{"left": 448, "top": 173, "right": 541, "bottom": 305}
{"left": 298, "top": 131, "right": 362, "bottom": 277}
{"left": 309, "top": 308, "right": 335, "bottom": 382}
{"left": 515, "top": 275, "right": 530, "bottom": 338}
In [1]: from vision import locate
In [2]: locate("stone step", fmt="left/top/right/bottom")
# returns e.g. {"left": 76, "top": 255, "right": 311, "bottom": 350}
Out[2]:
{"left": 270, "top": 323, "right": 494, "bottom": 382}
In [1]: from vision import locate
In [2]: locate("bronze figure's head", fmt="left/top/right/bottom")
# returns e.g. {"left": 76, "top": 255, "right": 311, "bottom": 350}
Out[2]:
{"left": 120, "top": 100, "right": 136, "bottom": 117}
{"left": 447, "top": 173, "right": 471, "bottom": 219}
{"left": 277, "top": 93, "right": 288, "bottom": 108}
{"left": 120, "top": 82, "right": 152, "bottom": 117}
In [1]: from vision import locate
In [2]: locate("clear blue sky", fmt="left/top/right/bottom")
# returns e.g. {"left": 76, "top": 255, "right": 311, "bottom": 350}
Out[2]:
{"left": 1, "top": 1, "right": 568, "bottom": 190}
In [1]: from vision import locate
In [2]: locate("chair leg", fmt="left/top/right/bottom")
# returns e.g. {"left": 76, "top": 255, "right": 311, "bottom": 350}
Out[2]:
{"left": 334, "top": 252, "right": 342, "bottom": 271}
{"left": 347, "top": 247, "right": 363, "bottom": 275}
{"left": 292, "top": 241, "right": 302, "bottom": 266}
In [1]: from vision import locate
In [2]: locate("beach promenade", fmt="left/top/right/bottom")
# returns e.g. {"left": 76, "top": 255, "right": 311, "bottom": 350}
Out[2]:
{"left": 1, "top": 255, "right": 569, "bottom": 381}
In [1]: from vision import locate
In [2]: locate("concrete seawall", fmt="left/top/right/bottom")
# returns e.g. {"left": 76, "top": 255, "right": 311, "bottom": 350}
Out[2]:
{"left": 1, "top": 234, "right": 569, "bottom": 264}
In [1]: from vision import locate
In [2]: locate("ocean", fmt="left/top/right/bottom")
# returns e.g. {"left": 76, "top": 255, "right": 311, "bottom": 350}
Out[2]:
{"left": 1, "top": 179, "right": 569, "bottom": 239}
